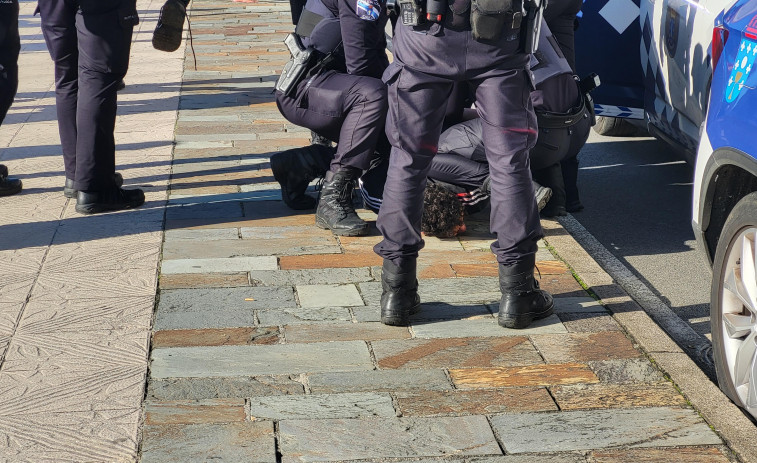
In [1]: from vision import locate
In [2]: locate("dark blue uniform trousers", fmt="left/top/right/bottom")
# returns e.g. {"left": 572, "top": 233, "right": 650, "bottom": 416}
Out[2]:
{"left": 276, "top": 70, "right": 388, "bottom": 172}
{"left": 374, "top": 22, "right": 542, "bottom": 267}
{"left": 38, "top": 0, "right": 136, "bottom": 191}
{"left": 0, "top": 0, "right": 20, "bottom": 125}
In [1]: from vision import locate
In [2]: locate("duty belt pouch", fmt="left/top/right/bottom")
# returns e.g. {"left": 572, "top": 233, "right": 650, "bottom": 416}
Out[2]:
{"left": 276, "top": 33, "right": 315, "bottom": 97}
{"left": 471, "top": 0, "right": 512, "bottom": 42}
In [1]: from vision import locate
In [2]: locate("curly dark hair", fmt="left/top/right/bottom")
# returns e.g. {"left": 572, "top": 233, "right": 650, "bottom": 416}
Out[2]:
{"left": 421, "top": 183, "right": 465, "bottom": 238}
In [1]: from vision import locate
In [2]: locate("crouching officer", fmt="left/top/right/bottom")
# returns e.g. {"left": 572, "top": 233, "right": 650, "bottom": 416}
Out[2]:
{"left": 37, "top": 0, "right": 144, "bottom": 213}
{"left": 374, "top": 0, "right": 553, "bottom": 328}
{"left": 275, "top": 0, "right": 389, "bottom": 236}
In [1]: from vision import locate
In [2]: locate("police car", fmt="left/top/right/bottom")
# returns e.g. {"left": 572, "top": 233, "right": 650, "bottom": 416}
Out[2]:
{"left": 691, "top": 0, "right": 757, "bottom": 421}
{"left": 576, "top": 0, "right": 722, "bottom": 160}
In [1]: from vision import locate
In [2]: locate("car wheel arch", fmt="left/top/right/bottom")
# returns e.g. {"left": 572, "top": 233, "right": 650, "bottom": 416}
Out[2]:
{"left": 700, "top": 149, "right": 757, "bottom": 265}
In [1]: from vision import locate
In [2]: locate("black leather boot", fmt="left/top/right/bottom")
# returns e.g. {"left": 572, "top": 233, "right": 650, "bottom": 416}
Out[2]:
{"left": 533, "top": 180, "right": 552, "bottom": 212}
{"left": 65, "top": 172, "right": 123, "bottom": 199}
{"left": 380, "top": 259, "right": 421, "bottom": 326}
{"left": 0, "top": 165, "right": 21, "bottom": 197}
{"left": 534, "top": 163, "right": 567, "bottom": 217}
{"left": 270, "top": 145, "right": 334, "bottom": 210}
{"left": 315, "top": 166, "right": 369, "bottom": 236}
{"left": 498, "top": 257, "right": 554, "bottom": 329}
{"left": 152, "top": 0, "right": 187, "bottom": 52}
{"left": 75, "top": 186, "right": 145, "bottom": 214}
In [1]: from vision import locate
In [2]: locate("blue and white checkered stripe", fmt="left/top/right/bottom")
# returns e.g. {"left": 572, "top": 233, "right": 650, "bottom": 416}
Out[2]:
{"left": 594, "top": 104, "right": 644, "bottom": 119}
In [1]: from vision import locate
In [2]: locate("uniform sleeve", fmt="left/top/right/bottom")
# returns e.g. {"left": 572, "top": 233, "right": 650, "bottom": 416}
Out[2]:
{"left": 337, "top": 0, "right": 389, "bottom": 78}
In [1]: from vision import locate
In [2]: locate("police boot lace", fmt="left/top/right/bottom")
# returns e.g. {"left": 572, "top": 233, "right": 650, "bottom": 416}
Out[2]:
{"left": 315, "top": 167, "right": 369, "bottom": 236}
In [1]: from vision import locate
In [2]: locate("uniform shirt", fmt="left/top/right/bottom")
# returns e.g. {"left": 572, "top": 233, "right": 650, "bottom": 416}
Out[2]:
{"left": 300, "top": 0, "right": 389, "bottom": 79}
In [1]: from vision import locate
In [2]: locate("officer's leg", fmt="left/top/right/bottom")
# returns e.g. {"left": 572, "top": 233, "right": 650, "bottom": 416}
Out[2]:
{"left": 72, "top": 3, "right": 143, "bottom": 213}
{"left": 562, "top": 110, "right": 592, "bottom": 211}
{"left": 313, "top": 75, "right": 388, "bottom": 235}
{"left": 374, "top": 64, "right": 453, "bottom": 326}
{"left": 0, "top": 0, "right": 22, "bottom": 197}
{"left": 38, "top": 0, "right": 79, "bottom": 185}
{"left": 0, "top": 0, "right": 20, "bottom": 125}
{"left": 473, "top": 68, "right": 554, "bottom": 329}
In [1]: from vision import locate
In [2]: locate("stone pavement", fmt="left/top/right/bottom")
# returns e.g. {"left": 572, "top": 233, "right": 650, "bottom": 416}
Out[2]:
{"left": 0, "top": 0, "right": 747, "bottom": 461}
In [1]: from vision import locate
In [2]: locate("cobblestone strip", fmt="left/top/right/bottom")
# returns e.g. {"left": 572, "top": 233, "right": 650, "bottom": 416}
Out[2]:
{"left": 0, "top": 1, "right": 181, "bottom": 460}
{"left": 141, "top": 1, "right": 737, "bottom": 462}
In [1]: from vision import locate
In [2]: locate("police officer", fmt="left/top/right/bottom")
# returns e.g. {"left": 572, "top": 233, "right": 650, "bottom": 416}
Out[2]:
{"left": 374, "top": 0, "right": 553, "bottom": 328}
{"left": 274, "top": 0, "right": 389, "bottom": 236}
{"left": 38, "top": 0, "right": 143, "bottom": 213}
{"left": 0, "top": 0, "right": 22, "bottom": 197}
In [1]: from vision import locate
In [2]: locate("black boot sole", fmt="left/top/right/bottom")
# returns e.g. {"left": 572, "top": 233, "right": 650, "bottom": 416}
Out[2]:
{"left": 152, "top": 0, "right": 186, "bottom": 52}
{"left": 498, "top": 301, "right": 554, "bottom": 329}
{"left": 270, "top": 155, "right": 317, "bottom": 210}
{"left": 381, "top": 300, "right": 420, "bottom": 326}
{"left": 315, "top": 216, "right": 369, "bottom": 236}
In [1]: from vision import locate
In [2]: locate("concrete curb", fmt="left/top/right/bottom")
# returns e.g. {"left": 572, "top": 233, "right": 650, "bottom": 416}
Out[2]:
{"left": 542, "top": 217, "right": 757, "bottom": 462}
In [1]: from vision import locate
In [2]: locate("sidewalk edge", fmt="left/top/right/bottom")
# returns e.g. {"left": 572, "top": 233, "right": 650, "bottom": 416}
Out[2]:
{"left": 541, "top": 217, "right": 757, "bottom": 463}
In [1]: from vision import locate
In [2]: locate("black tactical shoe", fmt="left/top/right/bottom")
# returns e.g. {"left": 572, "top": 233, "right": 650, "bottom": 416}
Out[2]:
{"left": 380, "top": 259, "right": 421, "bottom": 326}
{"left": 315, "top": 167, "right": 369, "bottom": 236}
{"left": 533, "top": 181, "right": 552, "bottom": 212}
{"left": 0, "top": 165, "right": 22, "bottom": 197}
{"left": 498, "top": 258, "right": 554, "bottom": 329}
{"left": 270, "top": 145, "right": 333, "bottom": 210}
{"left": 152, "top": 0, "right": 187, "bottom": 52}
{"left": 65, "top": 172, "right": 124, "bottom": 199}
{"left": 75, "top": 186, "right": 145, "bottom": 214}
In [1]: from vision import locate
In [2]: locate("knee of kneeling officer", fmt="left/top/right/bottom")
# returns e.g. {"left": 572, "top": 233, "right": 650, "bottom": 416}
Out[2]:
{"left": 356, "top": 79, "right": 388, "bottom": 110}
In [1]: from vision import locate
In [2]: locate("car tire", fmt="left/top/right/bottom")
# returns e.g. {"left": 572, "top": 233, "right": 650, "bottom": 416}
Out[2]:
{"left": 593, "top": 116, "right": 643, "bottom": 137}
{"left": 710, "top": 191, "right": 757, "bottom": 418}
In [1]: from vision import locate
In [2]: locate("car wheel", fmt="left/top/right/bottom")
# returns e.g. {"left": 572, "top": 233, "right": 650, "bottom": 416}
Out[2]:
{"left": 711, "top": 191, "right": 757, "bottom": 418}
{"left": 593, "top": 116, "right": 643, "bottom": 136}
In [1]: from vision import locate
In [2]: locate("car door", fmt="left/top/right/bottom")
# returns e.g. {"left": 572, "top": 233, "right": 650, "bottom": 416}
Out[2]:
{"left": 642, "top": 0, "right": 727, "bottom": 154}
{"left": 576, "top": 0, "right": 646, "bottom": 119}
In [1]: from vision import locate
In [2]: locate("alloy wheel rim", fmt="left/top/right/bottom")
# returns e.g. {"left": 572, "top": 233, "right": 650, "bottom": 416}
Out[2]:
{"left": 721, "top": 226, "right": 757, "bottom": 417}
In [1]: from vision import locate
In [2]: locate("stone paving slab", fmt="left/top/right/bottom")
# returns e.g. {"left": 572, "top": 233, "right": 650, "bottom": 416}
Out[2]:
{"left": 155, "top": 286, "right": 295, "bottom": 330}
{"left": 491, "top": 407, "right": 722, "bottom": 453}
{"left": 141, "top": 422, "right": 276, "bottom": 463}
{"left": 372, "top": 337, "right": 543, "bottom": 369}
{"left": 248, "top": 392, "right": 397, "bottom": 420}
{"left": 160, "top": 255, "right": 278, "bottom": 274}
{"left": 150, "top": 341, "right": 374, "bottom": 378}
{"left": 278, "top": 416, "right": 502, "bottom": 462}
{"left": 307, "top": 369, "right": 454, "bottom": 393}
{"left": 148, "top": 375, "right": 305, "bottom": 401}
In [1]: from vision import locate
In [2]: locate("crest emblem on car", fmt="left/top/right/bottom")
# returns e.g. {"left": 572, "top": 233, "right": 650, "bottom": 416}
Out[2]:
{"left": 726, "top": 39, "right": 757, "bottom": 102}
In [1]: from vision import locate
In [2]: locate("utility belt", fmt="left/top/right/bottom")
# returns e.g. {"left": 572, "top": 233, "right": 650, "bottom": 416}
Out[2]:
{"left": 388, "top": 0, "right": 544, "bottom": 51}
{"left": 537, "top": 73, "right": 601, "bottom": 129}
{"left": 275, "top": 31, "right": 339, "bottom": 97}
